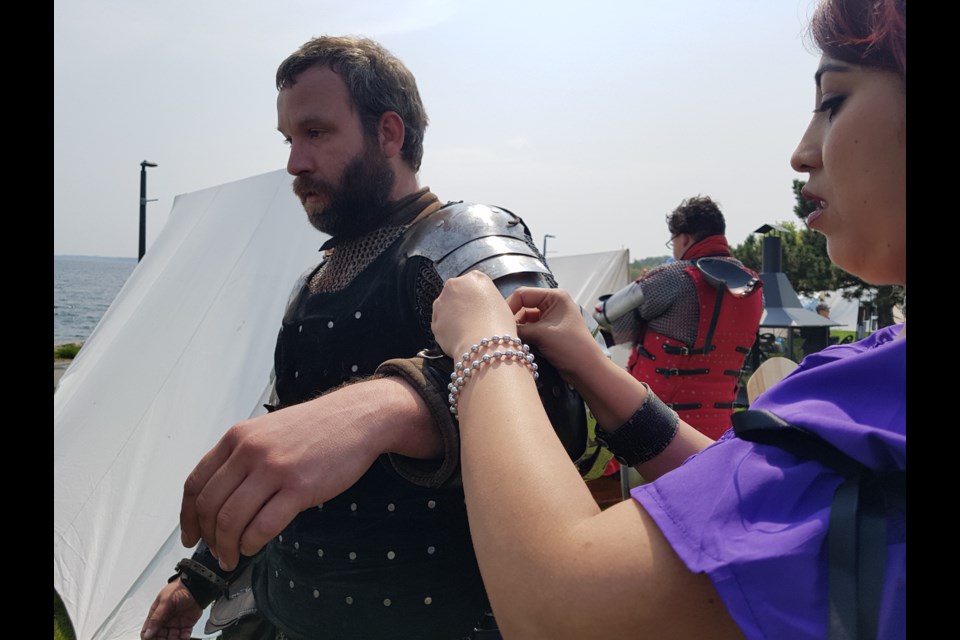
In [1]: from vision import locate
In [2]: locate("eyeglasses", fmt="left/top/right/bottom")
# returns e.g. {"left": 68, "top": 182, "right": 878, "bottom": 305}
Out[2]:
{"left": 666, "top": 234, "right": 680, "bottom": 249}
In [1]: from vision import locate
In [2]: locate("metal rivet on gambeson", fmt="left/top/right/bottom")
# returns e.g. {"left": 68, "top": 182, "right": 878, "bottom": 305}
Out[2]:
{"left": 383, "top": 599, "right": 392, "bottom": 607}
{"left": 427, "top": 500, "right": 436, "bottom": 509}
{"left": 345, "top": 596, "right": 353, "bottom": 605}
{"left": 387, "top": 503, "right": 395, "bottom": 512}
{"left": 387, "top": 551, "right": 396, "bottom": 560}
{"left": 427, "top": 546, "right": 435, "bottom": 555}
{"left": 354, "top": 311, "right": 362, "bottom": 319}
{"left": 424, "top": 597, "right": 433, "bottom": 605}
{"left": 349, "top": 552, "right": 357, "bottom": 560}
{"left": 327, "top": 321, "right": 334, "bottom": 329}
{"left": 313, "top": 590, "right": 319, "bottom": 598}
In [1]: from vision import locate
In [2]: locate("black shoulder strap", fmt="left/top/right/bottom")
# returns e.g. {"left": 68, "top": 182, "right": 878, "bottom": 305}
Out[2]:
{"left": 731, "top": 410, "right": 905, "bottom": 640}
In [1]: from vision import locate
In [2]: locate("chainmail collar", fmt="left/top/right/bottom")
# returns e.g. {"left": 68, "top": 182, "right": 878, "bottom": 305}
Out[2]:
{"left": 308, "top": 188, "right": 442, "bottom": 294}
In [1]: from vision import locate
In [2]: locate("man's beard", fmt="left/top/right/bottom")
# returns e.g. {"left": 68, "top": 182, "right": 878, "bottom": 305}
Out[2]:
{"left": 292, "top": 139, "right": 395, "bottom": 239}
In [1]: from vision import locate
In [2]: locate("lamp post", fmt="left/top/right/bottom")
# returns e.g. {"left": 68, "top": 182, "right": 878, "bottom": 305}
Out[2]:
{"left": 542, "top": 234, "right": 555, "bottom": 258}
{"left": 139, "top": 160, "right": 158, "bottom": 261}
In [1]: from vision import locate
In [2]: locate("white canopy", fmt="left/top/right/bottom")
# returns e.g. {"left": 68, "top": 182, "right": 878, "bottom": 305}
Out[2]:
{"left": 53, "top": 168, "right": 630, "bottom": 640}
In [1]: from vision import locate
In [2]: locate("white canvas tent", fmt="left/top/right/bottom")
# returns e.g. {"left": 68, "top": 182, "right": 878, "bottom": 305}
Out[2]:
{"left": 53, "top": 168, "right": 630, "bottom": 640}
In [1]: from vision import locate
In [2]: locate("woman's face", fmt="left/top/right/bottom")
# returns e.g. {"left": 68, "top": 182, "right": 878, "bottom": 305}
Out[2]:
{"left": 790, "top": 55, "right": 906, "bottom": 286}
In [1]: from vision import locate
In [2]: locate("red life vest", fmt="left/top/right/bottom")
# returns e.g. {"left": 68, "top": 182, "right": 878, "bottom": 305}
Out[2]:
{"left": 627, "top": 255, "right": 762, "bottom": 440}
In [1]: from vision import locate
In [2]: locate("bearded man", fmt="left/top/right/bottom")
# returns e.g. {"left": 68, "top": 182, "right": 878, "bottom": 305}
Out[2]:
{"left": 140, "top": 35, "right": 586, "bottom": 640}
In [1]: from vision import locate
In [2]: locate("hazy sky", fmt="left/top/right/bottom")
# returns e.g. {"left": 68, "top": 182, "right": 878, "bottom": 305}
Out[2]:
{"left": 54, "top": 0, "right": 822, "bottom": 261}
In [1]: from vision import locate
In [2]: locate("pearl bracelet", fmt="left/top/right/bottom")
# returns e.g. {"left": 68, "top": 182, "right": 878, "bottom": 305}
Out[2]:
{"left": 447, "top": 335, "right": 539, "bottom": 417}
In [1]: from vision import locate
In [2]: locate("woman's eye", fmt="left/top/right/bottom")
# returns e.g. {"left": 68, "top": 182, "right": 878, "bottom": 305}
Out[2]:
{"left": 815, "top": 95, "right": 846, "bottom": 120}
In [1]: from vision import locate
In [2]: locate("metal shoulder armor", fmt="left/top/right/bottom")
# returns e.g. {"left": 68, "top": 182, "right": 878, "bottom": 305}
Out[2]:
{"left": 404, "top": 201, "right": 552, "bottom": 288}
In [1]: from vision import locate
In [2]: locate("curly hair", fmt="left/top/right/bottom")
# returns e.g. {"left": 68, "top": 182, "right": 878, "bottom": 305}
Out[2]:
{"left": 666, "top": 195, "right": 726, "bottom": 243}
{"left": 810, "top": 0, "right": 906, "bottom": 80}
{"left": 276, "top": 35, "right": 429, "bottom": 171}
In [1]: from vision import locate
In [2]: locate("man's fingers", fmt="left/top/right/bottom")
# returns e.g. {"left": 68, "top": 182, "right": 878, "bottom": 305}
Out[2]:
{"left": 210, "top": 474, "right": 281, "bottom": 570}
{"left": 239, "top": 489, "right": 313, "bottom": 558}
{"left": 180, "top": 435, "right": 236, "bottom": 547}
{"left": 140, "top": 596, "right": 163, "bottom": 639}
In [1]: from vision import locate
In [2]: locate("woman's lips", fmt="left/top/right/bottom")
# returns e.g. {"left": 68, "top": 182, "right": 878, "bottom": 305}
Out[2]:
{"left": 801, "top": 190, "right": 826, "bottom": 228}
{"left": 806, "top": 203, "right": 825, "bottom": 227}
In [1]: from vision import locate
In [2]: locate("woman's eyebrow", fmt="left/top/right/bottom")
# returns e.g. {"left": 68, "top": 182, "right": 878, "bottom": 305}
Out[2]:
{"left": 814, "top": 62, "right": 851, "bottom": 88}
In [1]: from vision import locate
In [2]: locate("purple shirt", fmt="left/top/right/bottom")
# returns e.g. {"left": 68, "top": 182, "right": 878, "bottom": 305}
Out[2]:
{"left": 633, "top": 325, "right": 906, "bottom": 639}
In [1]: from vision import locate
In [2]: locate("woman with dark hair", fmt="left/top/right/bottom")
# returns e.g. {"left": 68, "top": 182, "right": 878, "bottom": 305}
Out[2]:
{"left": 430, "top": 0, "right": 906, "bottom": 638}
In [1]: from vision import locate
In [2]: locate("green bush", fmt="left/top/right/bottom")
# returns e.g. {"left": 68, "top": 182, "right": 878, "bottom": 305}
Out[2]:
{"left": 54, "top": 589, "right": 76, "bottom": 640}
{"left": 54, "top": 343, "right": 82, "bottom": 360}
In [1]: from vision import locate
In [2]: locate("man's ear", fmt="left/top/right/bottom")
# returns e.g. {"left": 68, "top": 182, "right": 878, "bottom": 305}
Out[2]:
{"left": 377, "top": 111, "right": 405, "bottom": 159}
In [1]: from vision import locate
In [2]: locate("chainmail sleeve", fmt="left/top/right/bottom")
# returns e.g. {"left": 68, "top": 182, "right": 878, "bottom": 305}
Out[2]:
{"left": 636, "top": 261, "right": 700, "bottom": 347}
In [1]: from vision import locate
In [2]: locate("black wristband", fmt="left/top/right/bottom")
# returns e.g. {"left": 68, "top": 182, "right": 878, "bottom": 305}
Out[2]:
{"left": 174, "top": 558, "right": 228, "bottom": 608}
{"left": 594, "top": 383, "right": 679, "bottom": 466}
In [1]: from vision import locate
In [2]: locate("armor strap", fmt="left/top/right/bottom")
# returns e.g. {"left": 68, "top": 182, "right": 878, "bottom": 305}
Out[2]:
{"left": 713, "top": 401, "right": 743, "bottom": 410}
{"left": 667, "top": 402, "right": 702, "bottom": 411}
{"left": 634, "top": 345, "right": 656, "bottom": 360}
{"left": 662, "top": 343, "right": 714, "bottom": 356}
{"left": 667, "top": 401, "right": 744, "bottom": 411}
{"left": 654, "top": 367, "right": 710, "bottom": 378}
{"left": 170, "top": 558, "right": 228, "bottom": 608}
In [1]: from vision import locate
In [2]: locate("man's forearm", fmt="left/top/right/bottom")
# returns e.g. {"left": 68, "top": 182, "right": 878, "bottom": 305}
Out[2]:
{"left": 332, "top": 375, "right": 443, "bottom": 460}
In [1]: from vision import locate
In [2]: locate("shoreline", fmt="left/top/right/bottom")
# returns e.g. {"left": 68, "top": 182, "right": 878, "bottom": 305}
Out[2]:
{"left": 54, "top": 342, "right": 84, "bottom": 391}
{"left": 54, "top": 360, "right": 71, "bottom": 390}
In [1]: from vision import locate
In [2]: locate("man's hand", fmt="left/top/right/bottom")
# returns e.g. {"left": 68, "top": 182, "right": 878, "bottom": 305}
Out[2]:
{"left": 180, "top": 377, "right": 440, "bottom": 571}
{"left": 140, "top": 579, "right": 202, "bottom": 640}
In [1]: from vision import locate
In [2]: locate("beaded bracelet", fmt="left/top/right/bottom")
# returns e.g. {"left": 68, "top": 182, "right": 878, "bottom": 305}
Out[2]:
{"left": 447, "top": 335, "right": 539, "bottom": 417}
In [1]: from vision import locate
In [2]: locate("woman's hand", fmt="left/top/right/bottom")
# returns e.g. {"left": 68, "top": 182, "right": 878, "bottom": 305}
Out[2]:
{"left": 431, "top": 271, "right": 518, "bottom": 359}
{"left": 506, "top": 286, "right": 605, "bottom": 380}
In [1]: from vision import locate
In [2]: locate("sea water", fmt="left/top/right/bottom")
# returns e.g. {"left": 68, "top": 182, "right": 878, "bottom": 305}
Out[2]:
{"left": 54, "top": 255, "right": 137, "bottom": 345}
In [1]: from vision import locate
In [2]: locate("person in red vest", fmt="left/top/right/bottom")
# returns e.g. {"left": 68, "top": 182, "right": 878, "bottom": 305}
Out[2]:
{"left": 595, "top": 195, "right": 763, "bottom": 443}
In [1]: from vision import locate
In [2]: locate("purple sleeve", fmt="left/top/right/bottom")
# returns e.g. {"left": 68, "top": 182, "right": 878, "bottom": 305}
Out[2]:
{"left": 632, "top": 325, "right": 906, "bottom": 639}
{"left": 633, "top": 435, "right": 839, "bottom": 638}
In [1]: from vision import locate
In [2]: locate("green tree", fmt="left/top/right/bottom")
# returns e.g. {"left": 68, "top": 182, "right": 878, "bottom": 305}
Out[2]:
{"left": 629, "top": 255, "right": 671, "bottom": 281}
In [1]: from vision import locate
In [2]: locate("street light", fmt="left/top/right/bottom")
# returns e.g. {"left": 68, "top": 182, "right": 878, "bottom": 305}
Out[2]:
{"left": 139, "top": 160, "right": 158, "bottom": 261}
{"left": 542, "top": 234, "right": 556, "bottom": 258}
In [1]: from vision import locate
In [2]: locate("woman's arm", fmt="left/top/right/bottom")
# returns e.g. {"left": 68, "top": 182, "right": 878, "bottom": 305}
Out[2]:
{"left": 505, "top": 285, "right": 714, "bottom": 480}
{"left": 431, "top": 272, "right": 741, "bottom": 638}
